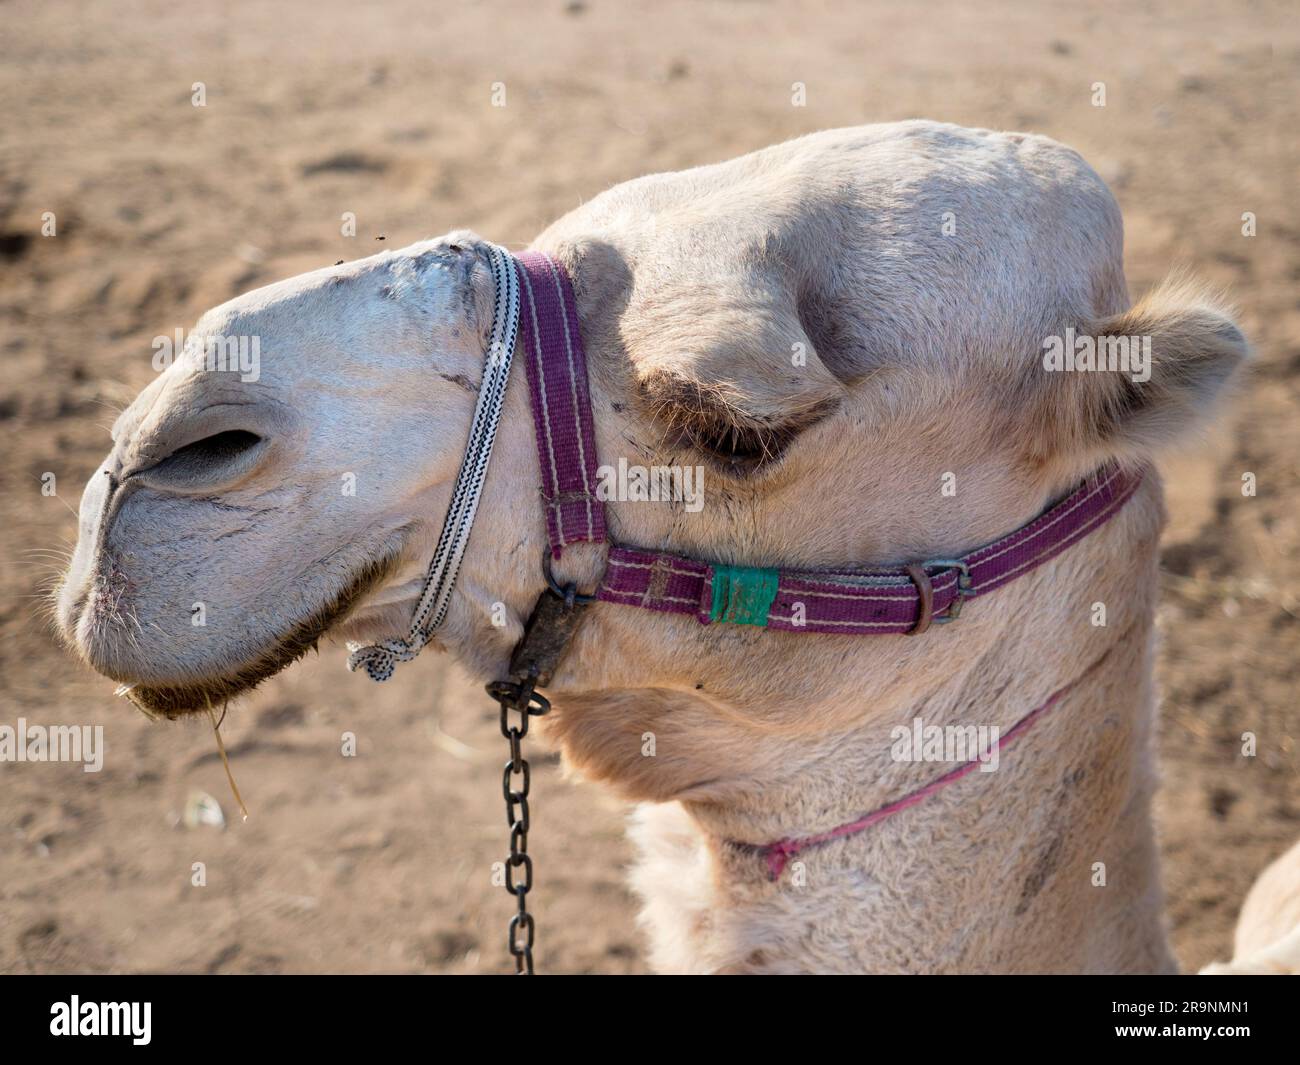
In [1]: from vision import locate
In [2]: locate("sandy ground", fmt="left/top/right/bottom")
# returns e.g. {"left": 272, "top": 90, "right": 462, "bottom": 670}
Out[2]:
{"left": 1, "top": 0, "right": 1297, "bottom": 974}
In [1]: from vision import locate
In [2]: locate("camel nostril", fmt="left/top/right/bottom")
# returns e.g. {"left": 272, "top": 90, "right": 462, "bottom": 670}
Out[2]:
{"left": 167, "top": 429, "right": 263, "bottom": 466}
{"left": 134, "top": 429, "right": 269, "bottom": 491}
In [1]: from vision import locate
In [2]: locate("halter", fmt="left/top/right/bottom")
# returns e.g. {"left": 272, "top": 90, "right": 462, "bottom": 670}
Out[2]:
{"left": 348, "top": 243, "right": 1146, "bottom": 971}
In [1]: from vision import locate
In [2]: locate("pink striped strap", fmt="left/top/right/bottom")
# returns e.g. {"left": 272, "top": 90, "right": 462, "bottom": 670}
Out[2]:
{"left": 595, "top": 466, "right": 1143, "bottom": 633}
{"left": 515, "top": 251, "right": 1144, "bottom": 634}
{"left": 515, "top": 251, "right": 606, "bottom": 558}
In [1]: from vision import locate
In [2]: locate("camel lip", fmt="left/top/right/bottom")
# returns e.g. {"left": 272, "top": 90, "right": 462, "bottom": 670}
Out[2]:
{"left": 97, "top": 549, "right": 406, "bottom": 722}
{"left": 114, "top": 675, "right": 270, "bottom": 721}
{"left": 106, "top": 636, "right": 318, "bottom": 720}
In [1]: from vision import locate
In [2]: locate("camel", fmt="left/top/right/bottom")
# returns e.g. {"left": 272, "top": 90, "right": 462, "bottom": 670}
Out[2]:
{"left": 57, "top": 120, "right": 1274, "bottom": 973}
{"left": 1200, "top": 840, "right": 1300, "bottom": 975}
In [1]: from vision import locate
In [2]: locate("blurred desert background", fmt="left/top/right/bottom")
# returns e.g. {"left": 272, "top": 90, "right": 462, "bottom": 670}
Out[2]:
{"left": 1, "top": 0, "right": 1297, "bottom": 974}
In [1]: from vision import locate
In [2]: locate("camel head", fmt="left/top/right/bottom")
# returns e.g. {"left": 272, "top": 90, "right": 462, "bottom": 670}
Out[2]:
{"left": 58, "top": 124, "right": 1248, "bottom": 761}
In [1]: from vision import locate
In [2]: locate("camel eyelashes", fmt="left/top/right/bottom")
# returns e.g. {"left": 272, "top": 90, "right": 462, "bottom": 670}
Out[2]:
{"left": 638, "top": 370, "right": 832, "bottom": 474}
{"left": 679, "top": 415, "right": 793, "bottom": 471}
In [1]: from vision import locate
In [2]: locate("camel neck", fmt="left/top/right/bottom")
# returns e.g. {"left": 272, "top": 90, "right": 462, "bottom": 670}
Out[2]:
{"left": 731, "top": 647, "right": 1118, "bottom": 880}
{"left": 638, "top": 629, "right": 1175, "bottom": 973}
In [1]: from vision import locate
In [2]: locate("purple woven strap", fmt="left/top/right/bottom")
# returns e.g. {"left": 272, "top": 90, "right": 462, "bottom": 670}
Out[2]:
{"left": 596, "top": 464, "right": 1144, "bottom": 633}
{"left": 515, "top": 251, "right": 607, "bottom": 558}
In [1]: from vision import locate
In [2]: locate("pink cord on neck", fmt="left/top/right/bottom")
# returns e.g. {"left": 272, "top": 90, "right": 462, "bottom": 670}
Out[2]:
{"left": 758, "top": 681, "right": 1076, "bottom": 880}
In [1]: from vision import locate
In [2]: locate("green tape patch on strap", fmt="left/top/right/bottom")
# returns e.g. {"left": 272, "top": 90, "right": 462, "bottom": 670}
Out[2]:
{"left": 709, "top": 564, "right": 780, "bottom": 627}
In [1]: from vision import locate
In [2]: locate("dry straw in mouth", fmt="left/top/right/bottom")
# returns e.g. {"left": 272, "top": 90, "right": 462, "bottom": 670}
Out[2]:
{"left": 204, "top": 694, "right": 249, "bottom": 822}
{"left": 114, "top": 684, "right": 249, "bottom": 820}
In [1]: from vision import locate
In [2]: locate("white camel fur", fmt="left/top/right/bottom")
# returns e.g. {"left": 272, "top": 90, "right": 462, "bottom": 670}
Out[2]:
{"left": 59, "top": 122, "right": 1284, "bottom": 973}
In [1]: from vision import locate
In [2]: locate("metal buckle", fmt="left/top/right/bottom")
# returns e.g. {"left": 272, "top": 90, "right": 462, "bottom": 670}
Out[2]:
{"left": 920, "top": 558, "right": 973, "bottom": 624}
{"left": 543, "top": 556, "right": 598, "bottom": 606}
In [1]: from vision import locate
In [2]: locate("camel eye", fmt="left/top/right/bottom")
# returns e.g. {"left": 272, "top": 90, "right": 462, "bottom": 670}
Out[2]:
{"left": 681, "top": 418, "right": 787, "bottom": 471}
{"left": 638, "top": 372, "right": 806, "bottom": 474}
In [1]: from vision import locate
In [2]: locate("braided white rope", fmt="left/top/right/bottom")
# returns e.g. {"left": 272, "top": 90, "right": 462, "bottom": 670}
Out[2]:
{"left": 347, "top": 242, "right": 521, "bottom": 681}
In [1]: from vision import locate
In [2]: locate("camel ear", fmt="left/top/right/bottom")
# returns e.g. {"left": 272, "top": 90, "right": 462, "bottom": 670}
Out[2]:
{"left": 625, "top": 276, "right": 845, "bottom": 472}
{"left": 1025, "top": 278, "right": 1248, "bottom": 470}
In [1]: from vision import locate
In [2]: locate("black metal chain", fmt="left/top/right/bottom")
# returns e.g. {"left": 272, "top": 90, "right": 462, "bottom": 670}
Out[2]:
{"left": 486, "top": 673, "right": 551, "bottom": 974}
